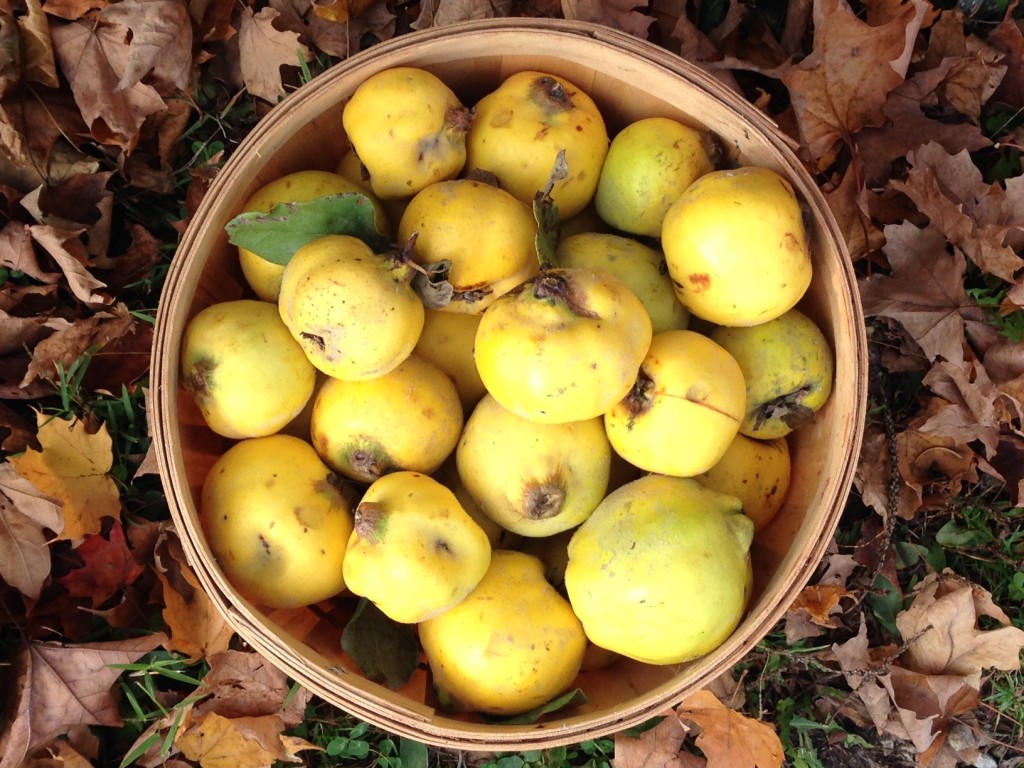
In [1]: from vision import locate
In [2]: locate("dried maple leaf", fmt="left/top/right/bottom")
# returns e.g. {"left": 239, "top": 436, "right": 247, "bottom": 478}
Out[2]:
{"left": 7, "top": 412, "right": 121, "bottom": 541}
{"left": 783, "top": 583, "right": 853, "bottom": 642}
{"left": 896, "top": 571, "right": 1024, "bottom": 687}
{"left": 28, "top": 224, "right": 110, "bottom": 306}
{"left": 196, "top": 651, "right": 310, "bottom": 726}
{"left": 892, "top": 143, "right": 1024, "bottom": 283}
{"left": 858, "top": 220, "right": 975, "bottom": 366}
{"left": 0, "top": 634, "right": 166, "bottom": 768}
{"left": 237, "top": 6, "right": 311, "bottom": 103}
{"left": 612, "top": 712, "right": 698, "bottom": 768}
{"left": 22, "top": 301, "right": 152, "bottom": 392}
{"left": 153, "top": 528, "right": 235, "bottom": 661}
{"left": 98, "top": 0, "right": 193, "bottom": 92}
{"left": 0, "top": 485, "right": 52, "bottom": 599}
{"left": 40, "top": 0, "right": 110, "bottom": 20}
{"left": 0, "top": 400, "right": 36, "bottom": 453}
{"left": 1, "top": 221, "right": 61, "bottom": 285}
{"left": 854, "top": 59, "right": 991, "bottom": 187}
{"left": 987, "top": 11, "right": 1024, "bottom": 108}
{"left": 58, "top": 520, "right": 145, "bottom": 607}
{"left": 779, "top": 0, "right": 929, "bottom": 169}
{"left": 562, "top": 0, "right": 654, "bottom": 39}
{"left": 824, "top": 165, "right": 885, "bottom": 262}
{"left": 175, "top": 711, "right": 318, "bottom": 768}
{"left": 675, "top": 689, "right": 784, "bottom": 768}
{"left": 17, "top": 0, "right": 61, "bottom": 88}
{"left": 918, "top": 9, "right": 1007, "bottom": 122}
{"left": 50, "top": 17, "right": 166, "bottom": 152}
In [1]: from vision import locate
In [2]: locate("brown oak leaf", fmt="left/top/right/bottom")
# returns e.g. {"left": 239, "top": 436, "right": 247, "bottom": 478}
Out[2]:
{"left": 237, "top": 6, "right": 311, "bottom": 103}
{"left": 50, "top": 17, "right": 167, "bottom": 152}
{"left": 99, "top": 0, "right": 193, "bottom": 92}
{"left": 779, "top": 0, "right": 929, "bottom": 169}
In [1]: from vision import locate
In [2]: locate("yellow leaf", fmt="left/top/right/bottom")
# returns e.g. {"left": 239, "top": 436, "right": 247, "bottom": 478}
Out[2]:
{"left": 312, "top": 0, "right": 350, "bottom": 23}
{"left": 9, "top": 413, "right": 120, "bottom": 541}
{"left": 176, "top": 712, "right": 278, "bottom": 768}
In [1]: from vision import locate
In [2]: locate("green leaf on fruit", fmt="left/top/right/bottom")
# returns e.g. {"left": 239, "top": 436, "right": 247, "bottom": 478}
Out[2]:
{"left": 482, "top": 687, "right": 588, "bottom": 725}
{"left": 533, "top": 149, "right": 568, "bottom": 269}
{"left": 340, "top": 597, "right": 420, "bottom": 690}
{"left": 225, "top": 192, "right": 392, "bottom": 265}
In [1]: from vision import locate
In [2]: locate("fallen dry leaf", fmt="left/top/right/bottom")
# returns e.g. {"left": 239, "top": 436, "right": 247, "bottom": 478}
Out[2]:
{"left": 21, "top": 301, "right": 144, "bottom": 389}
{"left": 858, "top": 220, "right": 974, "bottom": 366}
{"left": 0, "top": 485, "right": 52, "bottom": 599}
{"left": 16, "top": 0, "right": 61, "bottom": 89}
{"left": 896, "top": 571, "right": 1024, "bottom": 687}
{"left": 784, "top": 583, "right": 853, "bottom": 642}
{"left": 779, "top": 0, "right": 929, "bottom": 169}
{"left": 919, "top": 9, "right": 1007, "bottom": 123}
{"left": 561, "top": 0, "right": 654, "bottom": 39}
{"left": 196, "top": 650, "right": 310, "bottom": 725}
{"left": 58, "top": 520, "right": 145, "bottom": 608}
{"left": 237, "top": 6, "right": 311, "bottom": 103}
{"left": 27, "top": 223, "right": 110, "bottom": 306}
{"left": 612, "top": 712, "right": 698, "bottom": 768}
{"left": 49, "top": 16, "right": 167, "bottom": 151}
{"left": 175, "top": 711, "right": 316, "bottom": 768}
{"left": 893, "top": 142, "right": 1024, "bottom": 283}
{"left": 153, "top": 527, "right": 235, "bottom": 661}
{"left": 675, "top": 689, "right": 784, "bottom": 768}
{"left": 99, "top": 0, "right": 194, "bottom": 92}
{"left": 0, "top": 634, "right": 166, "bottom": 768}
{"left": 7, "top": 412, "right": 121, "bottom": 541}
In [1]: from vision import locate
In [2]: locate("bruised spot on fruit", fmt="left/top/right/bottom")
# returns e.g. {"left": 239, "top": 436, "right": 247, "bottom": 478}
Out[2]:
{"left": 354, "top": 501, "right": 388, "bottom": 544}
{"left": 434, "top": 538, "right": 454, "bottom": 555}
{"left": 687, "top": 273, "right": 711, "bottom": 292}
{"left": 184, "top": 357, "right": 215, "bottom": 402}
{"left": 532, "top": 273, "right": 599, "bottom": 318}
{"left": 522, "top": 478, "right": 568, "bottom": 521}
{"left": 531, "top": 76, "right": 576, "bottom": 114}
{"left": 258, "top": 534, "right": 271, "bottom": 553}
{"left": 623, "top": 368, "right": 655, "bottom": 430}
{"left": 300, "top": 332, "right": 326, "bottom": 353}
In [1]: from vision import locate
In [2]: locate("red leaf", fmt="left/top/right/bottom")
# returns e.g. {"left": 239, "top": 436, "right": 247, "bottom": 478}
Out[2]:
{"left": 59, "top": 520, "right": 145, "bottom": 607}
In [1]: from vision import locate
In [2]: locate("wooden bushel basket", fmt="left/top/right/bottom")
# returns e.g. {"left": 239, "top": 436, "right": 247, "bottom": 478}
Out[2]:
{"left": 150, "top": 17, "right": 868, "bottom": 751}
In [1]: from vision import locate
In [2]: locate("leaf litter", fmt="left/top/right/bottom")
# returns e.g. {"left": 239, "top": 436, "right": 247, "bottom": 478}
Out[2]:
{"left": 1, "top": 0, "right": 1024, "bottom": 766}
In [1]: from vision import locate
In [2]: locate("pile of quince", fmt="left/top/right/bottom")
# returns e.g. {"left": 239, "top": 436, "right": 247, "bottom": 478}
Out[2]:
{"left": 181, "top": 66, "right": 835, "bottom": 717}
